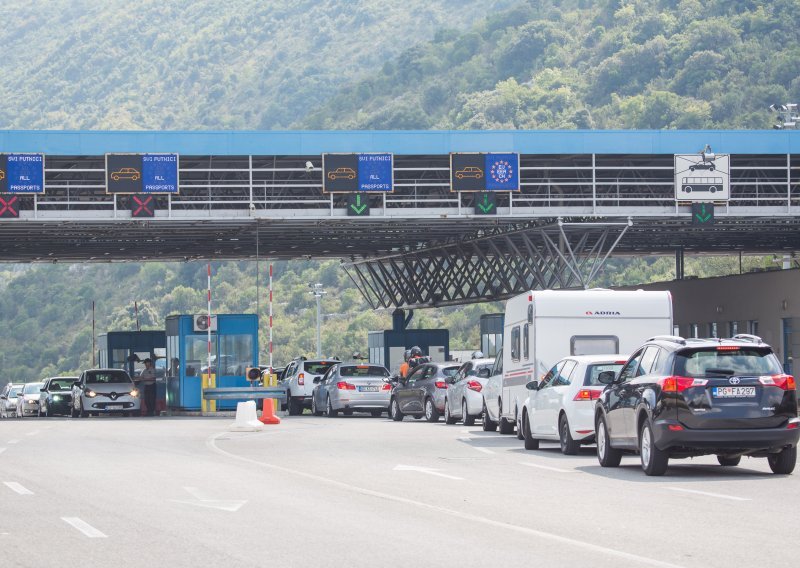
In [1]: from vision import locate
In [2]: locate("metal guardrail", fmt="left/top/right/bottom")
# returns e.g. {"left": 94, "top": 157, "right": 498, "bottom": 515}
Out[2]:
{"left": 202, "top": 386, "right": 286, "bottom": 401}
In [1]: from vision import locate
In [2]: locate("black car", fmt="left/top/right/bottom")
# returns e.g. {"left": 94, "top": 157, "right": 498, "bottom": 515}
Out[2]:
{"left": 38, "top": 376, "right": 78, "bottom": 417}
{"left": 389, "top": 362, "right": 460, "bottom": 422}
{"left": 595, "top": 335, "right": 798, "bottom": 476}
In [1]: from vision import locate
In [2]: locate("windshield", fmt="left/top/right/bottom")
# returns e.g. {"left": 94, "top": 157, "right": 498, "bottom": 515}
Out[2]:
{"left": 441, "top": 366, "right": 460, "bottom": 378}
{"left": 86, "top": 371, "right": 132, "bottom": 385}
{"left": 339, "top": 365, "right": 390, "bottom": 378}
{"left": 675, "top": 348, "right": 783, "bottom": 377}
{"left": 304, "top": 362, "right": 338, "bottom": 375}
{"left": 585, "top": 363, "right": 624, "bottom": 386}
{"left": 23, "top": 383, "right": 44, "bottom": 394}
{"left": 48, "top": 378, "right": 76, "bottom": 391}
{"left": 9, "top": 387, "right": 22, "bottom": 397}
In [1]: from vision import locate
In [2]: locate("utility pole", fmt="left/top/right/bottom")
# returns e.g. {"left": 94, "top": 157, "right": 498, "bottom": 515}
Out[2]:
{"left": 309, "top": 283, "right": 327, "bottom": 358}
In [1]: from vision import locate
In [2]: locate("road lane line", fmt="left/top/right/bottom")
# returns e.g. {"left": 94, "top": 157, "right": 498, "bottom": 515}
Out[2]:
{"left": 457, "top": 437, "right": 495, "bottom": 455}
{"left": 3, "top": 482, "right": 33, "bottom": 495}
{"left": 664, "top": 487, "right": 750, "bottom": 502}
{"left": 208, "top": 432, "right": 686, "bottom": 568}
{"left": 394, "top": 465, "right": 464, "bottom": 480}
{"left": 61, "top": 517, "right": 107, "bottom": 538}
{"left": 519, "top": 461, "right": 579, "bottom": 473}
{"left": 26, "top": 430, "right": 39, "bottom": 436}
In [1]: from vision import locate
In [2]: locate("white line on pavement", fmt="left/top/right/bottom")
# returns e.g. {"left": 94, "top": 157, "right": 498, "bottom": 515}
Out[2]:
{"left": 61, "top": 517, "right": 107, "bottom": 538}
{"left": 0, "top": 448, "right": 6, "bottom": 455}
{"left": 208, "top": 432, "right": 686, "bottom": 568}
{"left": 394, "top": 465, "right": 464, "bottom": 480}
{"left": 25, "top": 431, "right": 39, "bottom": 436}
{"left": 3, "top": 482, "right": 33, "bottom": 495}
{"left": 664, "top": 487, "right": 750, "bottom": 502}
{"left": 457, "top": 438, "right": 495, "bottom": 455}
{"left": 519, "top": 461, "right": 579, "bottom": 473}
{"left": 8, "top": 440, "right": 19, "bottom": 444}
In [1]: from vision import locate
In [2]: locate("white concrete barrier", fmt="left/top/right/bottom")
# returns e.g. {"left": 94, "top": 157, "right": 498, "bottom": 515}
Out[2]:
{"left": 229, "top": 401, "right": 264, "bottom": 432}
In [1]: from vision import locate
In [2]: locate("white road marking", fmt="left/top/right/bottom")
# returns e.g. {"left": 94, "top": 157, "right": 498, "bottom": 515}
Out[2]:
{"left": 170, "top": 486, "right": 247, "bottom": 512}
{"left": 25, "top": 430, "right": 39, "bottom": 436}
{"left": 457, "top": 437, "right": 495, "bottom": 455}
{"left": 393, "top": 465, "right": 464, "bottom": 480}
{"left": 8, "top": 440, "right": 19, "bottom": 444}
{"left": 208, "top": 433, "right": 686, "bottom": 568}
{"left": 664, "top": 487, "right": 750, "bottom": 502}
{"left": 61, "top": 517, "right": 107, "bottom": 538}
{"left": 518, "top": 461, "right": 579, "bottom": 473}
{"left": 0, "top": 448, "right": 6, "bottom": 455}
{"left": 460, "top": 429, "right": 472, "bottom": 434}
{"left": 3, "top": 482, "right": 33, "bottom": 495}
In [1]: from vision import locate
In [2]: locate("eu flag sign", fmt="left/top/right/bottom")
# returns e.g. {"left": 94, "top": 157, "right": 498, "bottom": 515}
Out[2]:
{"left": 451, "top": 153, "right": 520, "bottom": 192}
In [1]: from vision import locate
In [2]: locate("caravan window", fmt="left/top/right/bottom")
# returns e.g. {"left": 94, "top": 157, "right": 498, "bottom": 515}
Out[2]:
{"left": 523, "top": 324, "right": 530, "bottom": 360}
{"left": 570, "top": 336, "right": 619, "bottom": 356}
{"left": 511, "top": 326, "right": 521, "bottom": 361}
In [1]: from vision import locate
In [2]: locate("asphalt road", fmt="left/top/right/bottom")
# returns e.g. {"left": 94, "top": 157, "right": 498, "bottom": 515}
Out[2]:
{"left": 0, "top": 412, "right": 797, "bottom": 568}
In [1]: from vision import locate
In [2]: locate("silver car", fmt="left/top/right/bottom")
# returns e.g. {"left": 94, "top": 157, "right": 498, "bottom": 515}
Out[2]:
{"left": 16, "top": 382, "right": 44, "bottom": 418}
{"left": 71, "top": 369, "right": 141, "bottom": 417}
{"left": 443, "top": 358, "right": 495, "bottom": 425}
{"left": 311, "top": 363, "right": 392, "bottom": 417}
{"left": 1, "top": 383, "right": 24, "bottom": 418}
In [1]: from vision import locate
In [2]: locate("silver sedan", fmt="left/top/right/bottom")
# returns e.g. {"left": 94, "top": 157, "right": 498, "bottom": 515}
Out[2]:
{"left": 311, "top": 364, "right": 392, "bottom": 417}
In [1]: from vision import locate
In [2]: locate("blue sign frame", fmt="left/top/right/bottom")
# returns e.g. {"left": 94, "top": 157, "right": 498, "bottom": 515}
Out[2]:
{"left": 322, "top": 153, "right": 394, "bottom": 192}
{"left": 106, "top": 153, "right": 180, "bottom": 194}
{"left": 450, "top": 152, "right": 520, "bottom": 192}
{"left": 2, "top": 154, "right": 45, "bottom": 194}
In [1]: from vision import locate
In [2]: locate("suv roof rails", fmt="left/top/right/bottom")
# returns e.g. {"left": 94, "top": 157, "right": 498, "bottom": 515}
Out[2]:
{"left": 648, "top": 335, "right": 686, "bottom": 345}
{"left": 732, "top": 334, "right": 763, "bottom": 344}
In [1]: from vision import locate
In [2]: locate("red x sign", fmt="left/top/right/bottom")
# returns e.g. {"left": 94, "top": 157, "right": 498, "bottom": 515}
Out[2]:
{"left": 131, "top": 194, "right": 155, "bottom": 218}
{"left": 0, "top": 195, "right": 19, "bottom": 218}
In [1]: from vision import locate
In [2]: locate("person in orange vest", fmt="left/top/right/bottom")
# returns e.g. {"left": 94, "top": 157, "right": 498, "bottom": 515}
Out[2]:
{"left": 399, "top": 349, "right": 412, "bottom": 379}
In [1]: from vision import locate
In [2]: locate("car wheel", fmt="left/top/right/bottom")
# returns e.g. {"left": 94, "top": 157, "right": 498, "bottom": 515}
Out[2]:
{"left": 326, "top": 397, "right": 339, "bottom": 418}
{"left": 516, "top": 410, "right": 524, "bottom": 440}
{"left": 482, "top": 403, "right": 497, "bottom": 432}
{"left": 288, "top": 396, "right": 302, "bottom": 416}
{"left": 559, "top": 414, "right": 579, "bottom": 456}
{"left": 424, "top": 398, "right": 440, "bottom": 423}
{"left": 717, "top": 455, "right": 741, "bottom": 467}
{"left": 390, "top": 398, "right": 404, "bottom": 422}
{"left": 70, "top": 403, "right": 77, "bottom": 418}
{"left": 640, "top": 421, "right": 669, "bottom": 476}
{"left": 79, "top": 399, "right": 88, "bottom": 418}
{"left": 498, "top": 415, "right": 514, "bottom": 435}
{"left": 462, "top": 400, "right": 475, "bottom": 426}
{"left": 768, "top": 446, "right": 797, "bottom": 475}
{"left": 370, "top": 410, "right": 382, "bottom": 418}
{"left": 444, "top": 400, "right": 457, "bottom": 424}
{"left": 522, "top": 410, "right": 539, "bottom": 450}
{"left": 596, "top": 414, "right": 622, "bottom": 467}
{"left": 312, "top": 397, "right": 323, "bottom": 417}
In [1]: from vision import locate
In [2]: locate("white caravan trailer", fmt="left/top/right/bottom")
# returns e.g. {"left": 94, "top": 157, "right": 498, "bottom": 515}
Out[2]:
{"left": 483, "top": 289, "right": 673, "bottom": 433}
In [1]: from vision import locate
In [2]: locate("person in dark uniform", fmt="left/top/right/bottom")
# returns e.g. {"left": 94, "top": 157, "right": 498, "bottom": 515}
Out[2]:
{"left": 139, "top": 358, "right": 157, "bottom": 417}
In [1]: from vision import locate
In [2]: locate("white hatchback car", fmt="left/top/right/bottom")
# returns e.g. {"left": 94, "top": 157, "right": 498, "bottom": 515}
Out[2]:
{"left": 444, "top": 358, "right": 495, "bottom": 426}
{"left": 519, "top": 355, "right": 626, "bottom": 454}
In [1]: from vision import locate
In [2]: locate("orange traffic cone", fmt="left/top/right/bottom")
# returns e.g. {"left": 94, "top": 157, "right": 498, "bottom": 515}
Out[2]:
{"left": 259, "top": 398, "right": 281, "bottom": 425}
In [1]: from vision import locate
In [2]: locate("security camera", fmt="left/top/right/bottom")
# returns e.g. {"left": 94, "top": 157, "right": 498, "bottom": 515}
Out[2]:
{"left": 249, "top": 203, "right": 256, "bottom": 211}
{"left": 700, "top": 144, "right": 715, "bottom": 163}
{"left": 305, "top": 161, "right": 314, "bottom": 173}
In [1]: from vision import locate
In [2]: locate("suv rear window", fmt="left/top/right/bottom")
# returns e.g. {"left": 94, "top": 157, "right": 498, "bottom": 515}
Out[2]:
{"left": 303, "top": 362, "right": 338, "bottom": 375}
{"left": 674, "top": 347, "right": 783, "bottom": 377}
{"left": 339, "top": 365, "right": 390, "bottom": 378}
{"left": 584, "top": 363, "right": 624, "bottom": 386}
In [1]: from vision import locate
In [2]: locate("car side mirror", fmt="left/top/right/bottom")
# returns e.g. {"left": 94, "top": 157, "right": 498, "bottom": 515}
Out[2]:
{"left": 525, "top": 380, "right": 539, "bottom": 391}
{"left": 313, "top": 377, "right": 321, "bottom": 384}
{"left": 597, "top": 371, "right": 617, "bottom": 385}
{"left": 477, "top": 368, "right": 491, "bottom": 379}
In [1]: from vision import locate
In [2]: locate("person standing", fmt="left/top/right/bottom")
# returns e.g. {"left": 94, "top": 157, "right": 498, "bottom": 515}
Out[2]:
{"left": 139, "top": 358, "right": 157, "bottom": 417}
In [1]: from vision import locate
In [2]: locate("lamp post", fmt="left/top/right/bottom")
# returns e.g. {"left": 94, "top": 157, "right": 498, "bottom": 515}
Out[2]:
{"left": 309, "top": 283, "right": 327, "bottom": 357}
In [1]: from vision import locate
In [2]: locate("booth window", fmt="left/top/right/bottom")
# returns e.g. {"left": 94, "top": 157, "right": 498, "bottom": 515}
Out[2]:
{"left": 570, "top": 335, "right": 619, "bottom": 356}
{"left": 219, "top": 334, "right": 254, "bottom": 376}
{"left": 185, "top": 335, "right": 209, "bottom": 376}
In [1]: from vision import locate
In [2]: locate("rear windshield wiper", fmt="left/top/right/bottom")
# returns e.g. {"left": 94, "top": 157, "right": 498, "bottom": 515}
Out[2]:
{"left": 704, "top": 368, "right": 735, "bottom": 376}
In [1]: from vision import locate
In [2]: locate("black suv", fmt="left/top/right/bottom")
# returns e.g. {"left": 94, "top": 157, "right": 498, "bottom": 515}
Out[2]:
{"left": 595, "top": 335, "right": 798, "bottom": 476}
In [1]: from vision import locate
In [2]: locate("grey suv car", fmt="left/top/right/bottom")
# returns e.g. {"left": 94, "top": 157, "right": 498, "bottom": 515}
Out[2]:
{"left": 389, "top": 362, "right": 460, "bottom": 422}
{"left": 595, "top": 335, "right": 798, "bottom": 475}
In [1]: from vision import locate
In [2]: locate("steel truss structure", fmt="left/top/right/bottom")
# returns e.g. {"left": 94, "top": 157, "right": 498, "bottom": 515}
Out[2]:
{"left": 343, "top": 220, "right": 632, "bottom": 309}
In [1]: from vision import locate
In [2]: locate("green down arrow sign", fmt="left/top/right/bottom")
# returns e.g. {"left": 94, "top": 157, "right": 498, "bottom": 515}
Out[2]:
{"left": 692, "top": 202, "right": 714, "bottom": 225}
{"left": 475, "top": 192, "right": 496, "bottom": 215}
{"left": 347, "top": 193, "right": 369, "bottom": 216}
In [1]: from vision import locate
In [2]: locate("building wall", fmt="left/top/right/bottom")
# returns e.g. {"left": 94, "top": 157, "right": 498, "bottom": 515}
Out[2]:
{"left": 626, "top": 269, "right": 799, "bottom": 368}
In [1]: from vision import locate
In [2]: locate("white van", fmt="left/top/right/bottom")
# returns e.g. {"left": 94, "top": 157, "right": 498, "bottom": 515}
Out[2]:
{"left": 483, "top": 289, "right": 673, "bottom": 434}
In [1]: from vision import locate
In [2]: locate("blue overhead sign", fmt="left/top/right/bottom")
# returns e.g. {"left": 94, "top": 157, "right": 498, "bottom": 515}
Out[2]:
{"left": 323, "top": 153, "right": 394, "bottom": 192}
{"left": 484, "top": 153, "right": 519, "bottom": 191}
{"left": 106, "top": 153, "right": 179, "bottom": 194}
{"left": 142, "top": 154, "right": 179, "bottom": 193}
{"left": 0, "top": 154, "right": 45, "bottom": 194}
{"left": 451, "top": 152, "right": 520, "bottom": 192}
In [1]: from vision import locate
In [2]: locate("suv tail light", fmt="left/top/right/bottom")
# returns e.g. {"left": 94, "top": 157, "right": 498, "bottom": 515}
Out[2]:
{"left": 336, "top": 381, "right": 356, "bottom": 390}
{"left": 658, "top": 376, "right": 708, "bottom": 392}
{"left": 435, "top": 381, "right": 448, "bottom": 389}
{"left": 298, "top": 373, "right": 305, "bottom": 386}
{"left": 467, "top": 380, "right": 482, "bottom": 393}
{"left": 381, "top": 382, "right": 392, "bottom": 391}
{"left": 573, "top": 389, "right": 601, "bottom": 401}
{"left": 758, "top": 374, "right": 796, "bottom": 390}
